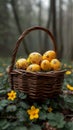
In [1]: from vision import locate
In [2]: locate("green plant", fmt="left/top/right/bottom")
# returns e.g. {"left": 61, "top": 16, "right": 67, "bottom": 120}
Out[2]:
{"left": 0, "top": 59, "right": 73, "bottom": 130}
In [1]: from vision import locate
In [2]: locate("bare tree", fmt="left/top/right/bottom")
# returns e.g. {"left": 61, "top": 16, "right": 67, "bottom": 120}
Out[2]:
{"left": 66, "top": 0, "right": 73, "bottom": 60}
{"left": 44, "top": 0, "right": 52, "bottom": 52}
{"left": 59, "top": 0, "right": 64, "bottom": 59}
{"left": 70, "top": 0, "right": 73, "bottom": 60}
{"left": 0, "top": 0, "right": 11, "bottom": 56}
{"left": 38, "top": 0, "right": 42, "bottom": 52}
{"left": 51, "top": 0, "right": 57, "bottom": 44}
{"left": 11, "top": 0, "right": 30, "bottom": 55}
{"left": 23, "top": 0, "right": 33, "bottom": 44}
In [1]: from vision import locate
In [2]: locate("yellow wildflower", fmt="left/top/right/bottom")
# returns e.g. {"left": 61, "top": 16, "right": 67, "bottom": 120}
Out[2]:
{"left": 48, "top": 107, "right": 53, "bottom": 113}
{"left": 67, "top": 84, "right": 73, "bottom": 91}
{"left": 0, "top": 73, "right": 4, "bottom": 77}
{"left": 7, "top": 90, "right": 17, "bottom": 101}
{"left": 65, "top": 70, "right": 71, "bottom": 75}
{"left": 27, "top": 106, "right": 40, "bottom": 120}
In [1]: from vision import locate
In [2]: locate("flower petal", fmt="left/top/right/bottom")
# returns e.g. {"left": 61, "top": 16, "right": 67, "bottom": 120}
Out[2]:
{"left": 31, "top": 106, "right": 35, "bottom": 110}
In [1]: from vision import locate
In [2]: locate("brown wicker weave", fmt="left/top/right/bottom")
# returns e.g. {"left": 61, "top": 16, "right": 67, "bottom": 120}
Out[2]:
{"left": 9, "top": 26, "right": 65, "bottom": 100}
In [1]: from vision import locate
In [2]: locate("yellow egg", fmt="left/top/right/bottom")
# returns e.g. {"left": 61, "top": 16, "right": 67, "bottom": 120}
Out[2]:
{"left": 43, "top": 50, "right": 56, "bottom": 61}
{"left": 50, "top": 59, "right": 61, "bottom": 70}
{"left": 15, "top": 58, "right": 28, "bottom": 69}
{"left": 29, "top": 52, "right": 42, "bottom": 65}
{"left": 26, "top": 64, "right": 41, "bottom": 72}
{"left": 41, "top": 60, "right": 51, "bottom": 71}
{"left": 27, "top": 57, "right": 31, "bottom": 65}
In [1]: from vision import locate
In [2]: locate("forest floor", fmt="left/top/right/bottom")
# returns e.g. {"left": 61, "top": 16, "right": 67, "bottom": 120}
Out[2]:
{"left": 0, "top": 58, "right": 73, "bottom": 130}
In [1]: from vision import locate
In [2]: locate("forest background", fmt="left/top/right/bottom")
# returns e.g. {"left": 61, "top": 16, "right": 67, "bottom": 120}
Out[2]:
{"left": 0, "top": 0, "right": 73, "bottom": 61}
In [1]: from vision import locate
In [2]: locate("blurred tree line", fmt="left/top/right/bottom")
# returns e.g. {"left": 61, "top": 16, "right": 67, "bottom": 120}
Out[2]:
{"left": 0, "top": 0, "right": 73, "bottom": 60}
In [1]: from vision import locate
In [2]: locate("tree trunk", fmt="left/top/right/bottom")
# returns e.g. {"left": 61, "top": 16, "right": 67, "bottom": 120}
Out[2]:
{"left": 66, "top": 0, "right": 72, "bottom": 60}
{"left": 38, "top": 0, "right": 42, "bottom": 53}
{"left": 70, "top": 0, "right": 73, "bottom": 60}
{"left": 59, "top": 0, "right": 64, "bottom": 59}
{"left": 0, "top": 0, "right": 10, "bottom": 45}
{"left": 43, "top": 0, "right": 52, "bottom": 53}
{"left": 51, "top": 0, "right": 57, "bottom": 55}
{"left": 11, "top": 0, "right": 30, "bottom": 55}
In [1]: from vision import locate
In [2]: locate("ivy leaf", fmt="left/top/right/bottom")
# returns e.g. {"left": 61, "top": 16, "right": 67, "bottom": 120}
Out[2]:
{"left": 39, "top": 111, "right": 47, "bottom": 120}
{"left": 16, "top": 109, "right": 27, "bottom": 122}
{"left": 47, "top": 112, "right": 65, "bottom": 129}
{"left": 64, "top": 95, "right": 73, "bottom": 104}
{"left": 2, "top": 122, "right": 10, "bottom": 130}
{"left": 18, "top": 92, "right": 27, "bottom": 99}
{"left": 0, "top": 106, "right": 3, "bottom": 111}
{"left": 47, "top": 112, "right": 55, "bottom": 120}
{"left": 0, "top": 99, "right": 9, "bottom": 107}
{"left": 6, "top": 105, "right": 17, "bottom": 112}
{"left": 0, "top": 120, "right": 7, "bottom": 127}
{"left": 48, "top": 120, "right": 57, "bottom": 127}
{"left": 56, "top": 121, "right": 66, "bottom": 128}
{"left": 67, "top": 122, "right": 73, "bottom": 130}
{"left": 18, "top": 102, "right": 29, "bottom": 109}
{"left": 29, "top": 124, "right": 41, "bottom": 130}
{"left": 42, "top": 104, "right": 48, "bottom": 110}
{"left": 55, "top": 113, "right": 64, "bottom": 121}
{"left": 14, "top": 126, "right": 27, "bottom": 130}
{"left": 0, "top": 119, "right": 10, "bottom": 130}
{"left": 0, "top": 90, "right": 7, "bottom": 96}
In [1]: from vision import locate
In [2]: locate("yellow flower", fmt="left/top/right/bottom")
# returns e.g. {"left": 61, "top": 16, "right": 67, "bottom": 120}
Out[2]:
{"left": 27, "top": 106, "right": 40, "bottom": 120}
{"left": 7, "top": 90, "right": 17, "bottom": 101}
{"left": 65, "top": 71, "right": 71, "bottom": 75}
{"left": 67, "top": 84, "right": 73, "bottom": 91}
{"left": 48, "top": 107, "right": 53, "bottom": 112}
{"left": 0, "top": 73, "right": 4, "bottom": 77}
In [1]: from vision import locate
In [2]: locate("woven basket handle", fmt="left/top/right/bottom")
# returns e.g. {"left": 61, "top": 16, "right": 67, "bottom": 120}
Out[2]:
{"left": 9, "top": 26, "right": 57, "bottom": 73}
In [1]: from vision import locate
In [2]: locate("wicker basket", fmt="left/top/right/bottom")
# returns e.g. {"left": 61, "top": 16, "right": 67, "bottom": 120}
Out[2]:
{"left": 9, "top": 26, "right": 65, "bottom": 100}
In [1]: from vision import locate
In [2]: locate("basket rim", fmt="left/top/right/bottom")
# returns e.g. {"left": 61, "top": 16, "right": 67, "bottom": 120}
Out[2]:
{"left": 10, "top": 69, "right": 66, "bottom": 76}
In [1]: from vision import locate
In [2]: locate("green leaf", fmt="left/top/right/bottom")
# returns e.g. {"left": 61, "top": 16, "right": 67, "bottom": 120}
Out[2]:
{"left": 2, "top": 122, "right": 10, "bottom": 130}
{"left": 47, "top": 112, "right": 55, "bottom": 120}
{"left": 47, "top": 112, "right": 65, "bottom": 129}
{"left": 0, "top": 99, "right": 9, "bottom": 107}
{"left": 18, "top": 102, "right": 29, "bottom": 109}
{"left": 48, "top": 120, "right": 57, "bottom": 127}
{"left": 0, "top": 120, "right": 7, "bottom": 127}
{"left": 0, "top": 90, "right": 7, "bottom": 96}
{"left": 42, "top": 104, "right": 48, "bottom": 110}
{"left": 0, "top": 119, "right": 10, "bottom": 129}
{"left": 55, "top": 113, "right": 64, "bottom": 121}
{"left": 63, "top": 122, "right": 73, "bottom": 130}
{"left": 6, "top": 105, "right": 17, "bottom": 112}
{"left": 16, "top": 109, "right": 27, "bottom": 122}
{"left": 29, "top": 124, "right": 41, "bottom": 130}
{"left": 18, "top": 92, "right": 27, "bottom": 99}
{"left": 39, "top": 111, "right": 47, "bottom": 120}
{"left": 14, "top": 126, "right": 27, "bottom": 130}
{"left": 57, "top": 121, "right": 66, "bottom": 128}
{"left": 0, "top": 106, "right": 3, "bottom": 111}
{"left": 67, "top": 122, "right": 73, "bottom": 130}
{"left": 64, "top": 95, "right": 73, "bottom": 104}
